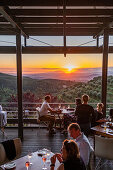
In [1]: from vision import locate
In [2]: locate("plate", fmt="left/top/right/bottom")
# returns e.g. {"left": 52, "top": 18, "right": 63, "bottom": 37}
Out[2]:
{"left": 4, "top": 162, "right": 16, "bottom": 170}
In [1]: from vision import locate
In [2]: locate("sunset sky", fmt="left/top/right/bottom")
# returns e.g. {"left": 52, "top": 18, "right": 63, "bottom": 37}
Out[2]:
{"left": 0, "top": 35, "right": 113, "bottom": 78}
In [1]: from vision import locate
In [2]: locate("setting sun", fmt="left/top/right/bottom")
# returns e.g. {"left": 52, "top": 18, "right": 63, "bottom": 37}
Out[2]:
{"left": 63, "top": 64, "right": 77, "bottom": 73}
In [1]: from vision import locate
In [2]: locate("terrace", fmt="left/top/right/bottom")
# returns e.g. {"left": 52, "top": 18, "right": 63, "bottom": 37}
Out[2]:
{"left": 0, "top": 0, "right": 113, "bottom": 169}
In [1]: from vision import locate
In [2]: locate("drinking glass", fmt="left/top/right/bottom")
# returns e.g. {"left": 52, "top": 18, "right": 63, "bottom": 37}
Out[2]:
{"left": 28, "top": 152, "right": 33, "bottom": 165}
{"left": 68, "top": 105, "right": 70, "bottom": 109}
{"left": 58, "top": 104, "right": 61, "bottom": 109}
{"left": 42, "top": 155, "right": 47, "bottom": 170}
{"left": 25, "top": 161, "right": 30, "bottom": 170}
{"left": 46, "top": 149, "right": 51, "bottom": 164}
{"left": 104, "top": 123, "right": 107, "bottom": 131}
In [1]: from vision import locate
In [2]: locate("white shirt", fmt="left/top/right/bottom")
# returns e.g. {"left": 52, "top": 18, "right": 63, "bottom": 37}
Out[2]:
{"left": 0, "top": 105, "right": 3, "bottom": 111}
{"left": 75, "top": 133, "right": 93, "bottom": 166}
{"left": 39, "top": 101, "right": 51, "bottom": 117}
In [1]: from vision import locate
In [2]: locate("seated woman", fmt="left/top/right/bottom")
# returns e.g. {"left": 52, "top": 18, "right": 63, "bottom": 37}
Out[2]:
{"left": 96, "top": 103, "right": 104, "bottom": 120}
{"left": 50, "top": 139, "right": 86, "bottom": 170}
{"left": 62, "top": 98, "right": 81, "bottom": 134}
{"left": 91, "top": 103, "right": 104, "bottom": 127}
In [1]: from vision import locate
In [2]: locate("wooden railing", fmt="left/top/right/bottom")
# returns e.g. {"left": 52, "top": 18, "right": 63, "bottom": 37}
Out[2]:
{"left": 0, "top": 102, "right": 113, "bottom": 127}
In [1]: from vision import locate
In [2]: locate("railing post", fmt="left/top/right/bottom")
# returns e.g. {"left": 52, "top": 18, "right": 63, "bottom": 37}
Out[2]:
{"left": 102, "top": 28, "right": 109, "bottom": 116}
{"left": 16, "top": 31, "right": 23, "bottom": 140}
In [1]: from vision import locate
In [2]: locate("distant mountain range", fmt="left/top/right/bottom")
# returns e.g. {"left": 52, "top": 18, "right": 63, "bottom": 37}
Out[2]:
{"left": 0, "top": 72, "right": 75, "bottom": 98}
{"left": 23, "top": 67, "right": 113, "bottom": 82}
{"left": 0, "top": 72, "right": 113, "bottom": 103}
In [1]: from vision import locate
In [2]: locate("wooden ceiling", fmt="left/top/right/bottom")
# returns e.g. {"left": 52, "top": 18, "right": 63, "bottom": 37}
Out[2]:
{"left": 0, "top": 0, "right": 113, "bottom": 36}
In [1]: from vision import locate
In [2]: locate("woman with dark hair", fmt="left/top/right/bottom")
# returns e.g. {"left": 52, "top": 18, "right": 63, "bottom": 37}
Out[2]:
{"left": 96, "top": 103, "right": 104, "bottom": 120}
{"left": 75, "top": 98, "right": 82, "bottom": 106}
{"left": 50, "top": 139, "right": 86, "bottom": 170}
{"left": 91, "top": 103, "right": 104, "bottom": 126}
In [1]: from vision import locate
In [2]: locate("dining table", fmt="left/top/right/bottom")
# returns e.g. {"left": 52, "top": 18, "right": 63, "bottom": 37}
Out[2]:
{"left": 54, "top": 108, "right": 75, "bottom": 129}
{"left": 1, "top": 150, "right": 60, "bottom": 170}
{"left": 91, "top": 122, "right": 113, "bottom": 138}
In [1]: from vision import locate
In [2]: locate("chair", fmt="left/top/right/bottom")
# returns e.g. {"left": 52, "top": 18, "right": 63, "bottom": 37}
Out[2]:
{"left": 87, "top": 150, "right": 94, "bottom": 170}
{"left": 94, "top": 135, "right": 113, "bottom": 170}
{"left": 54, "top": 113, "right": 63, "bottom": 130}
{"left": 0, "top": 138, "right": 21, "bottom": 166}
{"left": 36, "top": 109, "right": 48, "bottom": 128}
{"left": 110, "top": 109, "right": 113, "bottom": 118}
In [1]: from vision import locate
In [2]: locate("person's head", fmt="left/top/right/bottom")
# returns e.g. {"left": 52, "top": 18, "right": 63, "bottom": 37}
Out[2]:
{"left": 75, "top": 98, "right": 82, "bottom": 106}
{"left": 61, "top": 139, "right": 80, "bottom": 160}
{"left": 45, "top": 95, "right": 51, "bottom": 103}
{"left": 82, "top": 94, "right": 89, "bottom": 104}
{"left": 97, "top": 103, "right": 104, "bottom": 112}
{"left": 68, "top": 123, "right": 81, "bottom": 139}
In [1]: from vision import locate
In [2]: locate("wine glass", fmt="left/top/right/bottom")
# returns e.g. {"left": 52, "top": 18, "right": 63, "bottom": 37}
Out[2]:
{"left": 25, "top": 161, "right": 30, "bottom": 170}
{"left": 46, "top": 148, "right": 51, "bottom": 164}
{"left": 104, "top": 123, "right": 107, "bottom": 132}
{"left": 42, "top": 155, "right": 47, "bottom": 170}
{"left": 28, "top": 152, "right": 33, "bottom": 165}
{"left": 68, "top": 105, "right": 70, "bottom": 109}
{"left": 58, "top": 104, "right": 61, "bottom": 109}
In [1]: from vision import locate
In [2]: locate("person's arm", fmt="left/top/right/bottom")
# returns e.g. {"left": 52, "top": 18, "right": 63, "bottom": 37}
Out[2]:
{"left": 50, "top": 155, "right": 56, "bottom": 170}
{"left": 48, "top": 107, "right": 57, "bottom": 113}
{"left": 47, "top": 103, "right": 61, "bottom": 114}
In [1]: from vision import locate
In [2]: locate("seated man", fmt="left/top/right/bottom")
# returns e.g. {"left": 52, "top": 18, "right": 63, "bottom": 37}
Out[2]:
{"left": 68, "top": 123, "right": 93, "bottom": 167}
{"left": 39, "top": 95, "right": 59, "bottom": 134}
{"left": 75, "top": 94, "right": 94, "bottom": 136}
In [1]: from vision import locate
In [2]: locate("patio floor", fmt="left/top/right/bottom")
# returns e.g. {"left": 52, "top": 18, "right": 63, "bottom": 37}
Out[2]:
{"left": 0, "top": 127, "right": 113, "bottom": 170}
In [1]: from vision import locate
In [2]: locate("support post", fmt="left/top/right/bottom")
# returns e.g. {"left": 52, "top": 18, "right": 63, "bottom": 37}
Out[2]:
{"left": 63, "top": 0, "right": 66, "bottom": 57}
{"left": 24, "top": 36, "right": 26, "bottom": 47}
{"left": 102, "top": 28, "right": 109, "bottom": 116}
{"left": 96, "top": 36, "right": 99, "bottom": 48}
{"left": 16, "top": 31, "right": 23, "bottom": 140}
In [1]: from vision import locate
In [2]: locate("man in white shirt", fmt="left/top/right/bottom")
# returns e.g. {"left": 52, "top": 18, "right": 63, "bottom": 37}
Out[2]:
{"left": 39, "top": 95, "right": 58, "bottom": 134}
{"left": 68, "top": 123, "right": 93, "bottom": 166}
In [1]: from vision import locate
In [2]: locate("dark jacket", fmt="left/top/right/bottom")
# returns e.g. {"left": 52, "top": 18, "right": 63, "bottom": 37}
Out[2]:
{"left": 63, "top": 157, "right": 86, "bottom": 170}
{"left": 75, "top": 104, "right": 94, "bottom": 124}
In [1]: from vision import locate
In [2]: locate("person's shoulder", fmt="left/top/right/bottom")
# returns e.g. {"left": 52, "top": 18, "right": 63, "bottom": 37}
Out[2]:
{"left": 80, "top": 134, "right": 90, "bottom": 145}
{"left": 43, "top": 101, "right": 48, "bottom": 105}
{"left": 77, "top": 104, "right": 84, "bottom": 109}
{"left": 87, "top": 104, "right": 94, "bottom": 110}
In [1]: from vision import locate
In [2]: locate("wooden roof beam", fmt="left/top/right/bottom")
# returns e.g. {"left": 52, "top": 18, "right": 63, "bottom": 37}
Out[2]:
{"left": 1, "top": 27, "right": 113, "bottom": 36}
{"left": 10, "top": 9, "right": 113, "bottom": 17}
{"left": 93, "top": 21, "right": 113, "bottom": 38}
{"left": 1, "top": 0, "right": 113, "bottom": 6}
{"left": 0, "top": 17, "right": 113, "bottom": 23}
{"left": 0, "top": 46, "right": 113, "bottom": 54}
{"left": 0, "top": 6, "right": 29, "bottom": 38}
{"left": 7, "top": 17, "right": 113, "bottom": 23}
{"left": 0, "top": 23, "right": 103, "bottom": 29}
